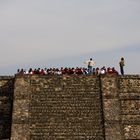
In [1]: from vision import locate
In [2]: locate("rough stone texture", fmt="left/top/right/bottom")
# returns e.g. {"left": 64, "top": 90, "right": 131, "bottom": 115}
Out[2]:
{"left": 11, "top": 76, "right": 31, "bottom": 140}
{"left": 11, "top": 75, "right": 104, "bottom": 140}
{"left": 101, "top": 75, "right": 140, "bottom": 140}
{"left": 1, "top": 75, "right": 140, "bottom": 140}
{"left": 119, "top": 75, "right": 140, "bottom": 140}
{"left": 0, "top": 76, "right": 14, "bottom": 139}
{"left": 101, "top": 75, "right": 123, "bottom": 140}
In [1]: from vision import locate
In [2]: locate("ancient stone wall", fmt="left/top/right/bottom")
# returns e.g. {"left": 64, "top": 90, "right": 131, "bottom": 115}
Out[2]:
{"left": 0, "top": 75, "right": 140, "bottom": 140}
{"left": 101, "top": 75, "right": 123, "bottom": 140}
{"left": 101, "top": 75, "right": 140, "bottom": 140}
{"left": 11, "top": 75, "right": 104, "bottom": 140}
{"left": 119, "top": 75, "right": 140, "bottom": 139}
{"left": 0, "top": 76, "right": 14, "bottom": 139}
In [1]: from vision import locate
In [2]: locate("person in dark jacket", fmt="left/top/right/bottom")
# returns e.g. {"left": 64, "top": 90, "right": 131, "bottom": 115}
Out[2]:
{"left": 119, "top": 57, "right": 125, "bottom": 75}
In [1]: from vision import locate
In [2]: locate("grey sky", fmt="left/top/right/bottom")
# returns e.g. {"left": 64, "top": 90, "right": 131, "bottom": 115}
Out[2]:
{"left": 0, "top": 0, "right": 140, "bottom": 74}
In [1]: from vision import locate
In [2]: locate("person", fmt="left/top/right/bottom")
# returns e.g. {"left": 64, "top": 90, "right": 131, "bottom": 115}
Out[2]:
{"left": 112, "top": 67, "right": 118, "bottom": 75}
{"left": 95, "top": 67, "right": 100, "bottom": 75}
{"left": 119, "top": 57, "right": 125, "bottom": 75}
{"left": 100, "top": 66, "right": 106, "bottom": 75}
{"left": 84, "top": 58, "right": 96, "bottom": 75}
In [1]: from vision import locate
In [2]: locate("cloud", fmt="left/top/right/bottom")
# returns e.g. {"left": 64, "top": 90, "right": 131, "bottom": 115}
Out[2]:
{"left": 0, "top": 0, "right": 140, "bottom": 74}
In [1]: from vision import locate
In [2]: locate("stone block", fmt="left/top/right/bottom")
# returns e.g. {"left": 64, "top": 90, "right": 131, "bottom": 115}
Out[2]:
{"left": 12, "top": 99, "right": 29, "bottom": 123}
{"left": 11, "top": 124, "right": 30, "bottom": 140}
{"left": 121, "top": 100, "right": 140, "bottom": 115}
{"left": 105, "top": 123, "right": 122, "bottom": 140}
{"left": 123, "top": 125, "right": 140, "bottom": 139}
{"left": 104, "top": 99, "right": 120, "bottom": 121}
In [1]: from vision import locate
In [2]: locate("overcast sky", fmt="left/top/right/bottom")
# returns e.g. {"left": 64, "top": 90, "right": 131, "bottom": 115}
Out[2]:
{"left": 0, "top": 0, "right": 140, "bottom": 75}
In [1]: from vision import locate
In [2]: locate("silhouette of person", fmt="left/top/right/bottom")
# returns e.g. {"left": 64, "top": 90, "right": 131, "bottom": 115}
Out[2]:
{"left": 119, "top": 57, "right": 125, "bottom": 75}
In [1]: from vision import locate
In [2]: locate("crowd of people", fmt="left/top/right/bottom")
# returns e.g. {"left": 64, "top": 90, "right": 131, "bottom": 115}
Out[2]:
{"left": 16, "top": 66, "right": 118, "bottom": 76}
{"left": 16, "top": 57, "right": 125, "bottom": 76}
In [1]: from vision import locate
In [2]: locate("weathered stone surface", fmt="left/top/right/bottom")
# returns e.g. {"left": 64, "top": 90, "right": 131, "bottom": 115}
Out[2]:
{"left": 121, "top": 115, "right": 140, "bottom": 123}
{"left": 1, "top": 75, "right": 140, "bottom": 140}
{"left": 11, "top": 124, "right": 30, "bottom": 140}
{"left": 105, "top": 123, "right": 122, "bottom": 140}
{"left": 0, "top": 76, "right": 14, "bottom": 139}
{"left": 100, "top": 75, "right": 140, "bottom": 140}
{"left": 12, "top": 99, "right": 29, "bottom": 123}
{"left": 119, "top": 75, "right": 140, "bottom": 93}
{"left": 101, "top": 75, "right": 119, "bottom": 98}
{"left": 119, "top": 76, "right": 140, "bottom": 139}
{"left": 104, "top": 99, "right": 120, "bottom": 121}
{"left": 101, "top": 76, "right": 122, "bottom": 140}
{"left": 11, "top": 76, "right": 31, "bottom": 140}
{"left": 123, "top": 125, "right": 140, "bottom": 139}
{"left": 11, "top": 75, "right": 104, "bottom": 140}
{"left": 121, "top": 100, "right": 140, "bottom": 115}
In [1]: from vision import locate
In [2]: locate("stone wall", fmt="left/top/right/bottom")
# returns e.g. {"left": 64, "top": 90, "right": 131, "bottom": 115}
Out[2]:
{"left": 101, "top": 75, "right": 140, "bottom": 140}
{"left": 11, "top": 75, "right": 105, "bottom": 140}
{"left": 119, "top": 75, "right": 140, "bottom": 139}
{"left": 101, "top": 75, "right": 123, "bottom": 140}
{"left": 0, "top": 76, "right": 14, "bottom": 139}
{"left": 0, "top": 75, "right": 140, "bottom": 140}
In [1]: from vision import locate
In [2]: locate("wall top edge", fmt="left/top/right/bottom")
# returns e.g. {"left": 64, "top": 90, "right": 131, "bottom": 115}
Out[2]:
{"left": 14, "top": 74, "right": 140, "bottom": 78}
{"left": 0, "top": 74, "right": 140, "bottom": 79}
{"left": 0, "top": 76, "right": 14, "bottom": 80}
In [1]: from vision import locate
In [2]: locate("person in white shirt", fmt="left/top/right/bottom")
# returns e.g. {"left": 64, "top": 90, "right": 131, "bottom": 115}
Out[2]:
{"left": 84, "top": 58, "right": 96, "bottom": 75}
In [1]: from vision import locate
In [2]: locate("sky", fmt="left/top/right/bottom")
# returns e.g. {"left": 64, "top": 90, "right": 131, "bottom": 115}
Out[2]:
{"left": 0, "top": 0, "right": 140, "bottom": 75}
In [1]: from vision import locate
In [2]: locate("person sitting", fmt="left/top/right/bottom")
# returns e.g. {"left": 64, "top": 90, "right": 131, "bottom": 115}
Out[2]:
{"left": 112, "top": 67, "right": 118, "bottom": 75}
{"left": 36, "top": 68, "right": 41, "bottom": 74}
{"left": 19, "top": 69, "right": 24, "bottom": 75}
{"left": 95, "top": 67, "right": 100, "bottom": 75}
{"left": 93, "top": 68, "right": 96, "bottom": 75}
{"left": 29, "top": 68, "right": 33, "bottom": 74}
{"left": 40, "top": 69, "right": 45, "bottom": 75}
{"left": 16, "top": 69, "right": 20, "bottom": 75}
{"left": 100, "top": 66, "right": 106, "bottom": 75}
{"left": 107, "top": 67, "right": 113, "bottom": 74}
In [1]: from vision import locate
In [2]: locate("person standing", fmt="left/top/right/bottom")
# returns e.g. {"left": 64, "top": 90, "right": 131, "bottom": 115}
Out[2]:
{"left": 119, "top": 57, "right": 125, "bottom": 75}
{"left": 84, "top": 58, "right": 96, "bottom": 75}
